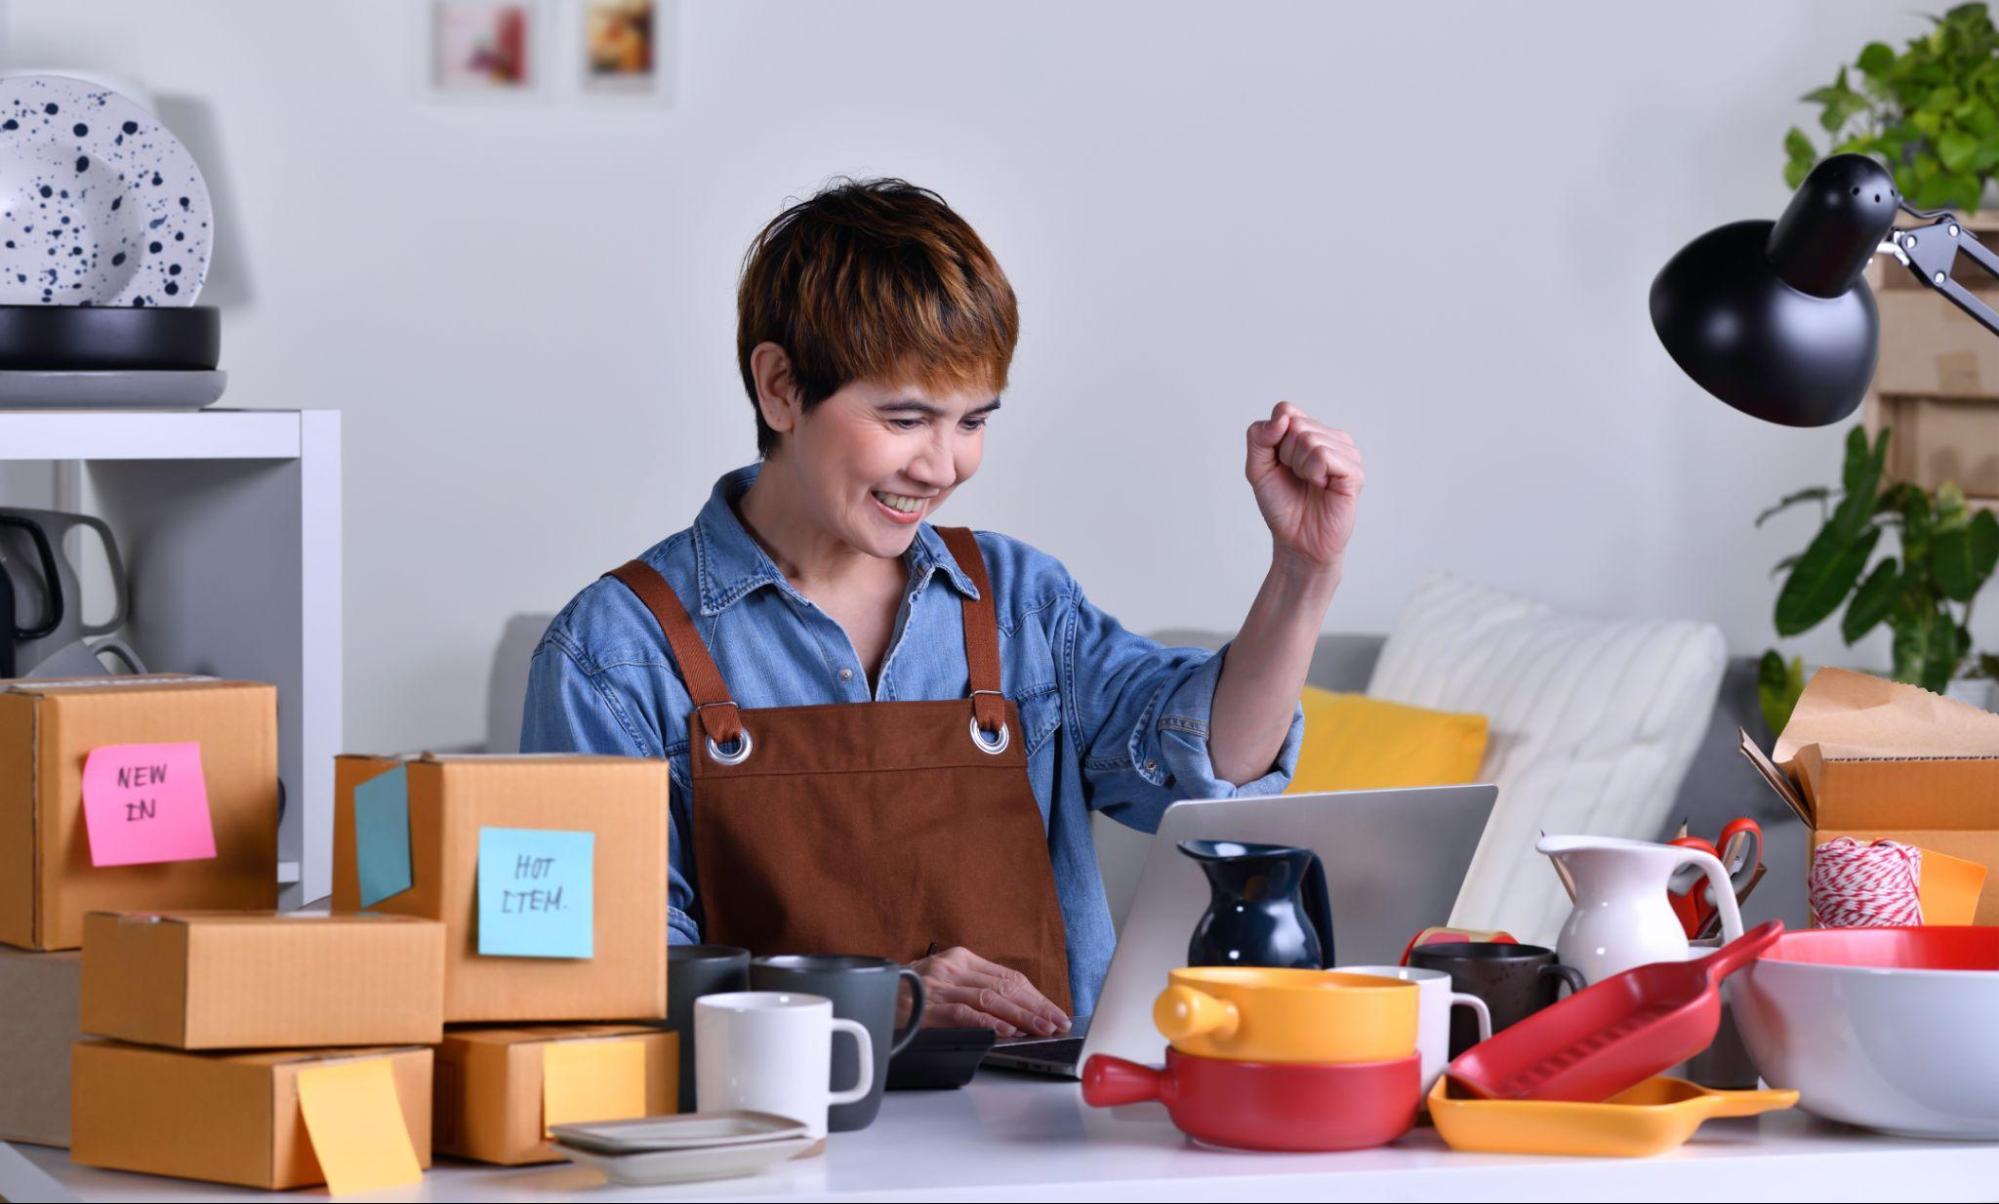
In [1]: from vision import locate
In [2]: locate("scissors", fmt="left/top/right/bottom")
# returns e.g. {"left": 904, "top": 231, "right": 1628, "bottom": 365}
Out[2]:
{"left": 1667, "top": 817, "right": 1763, "bottom": 938}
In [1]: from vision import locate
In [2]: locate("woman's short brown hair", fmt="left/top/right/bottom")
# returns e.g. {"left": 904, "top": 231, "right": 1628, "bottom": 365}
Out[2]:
{"left": 737, "top": 178, "right": 1019, "bottom": 457}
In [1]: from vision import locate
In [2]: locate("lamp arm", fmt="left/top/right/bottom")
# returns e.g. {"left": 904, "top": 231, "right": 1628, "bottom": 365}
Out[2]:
{"left": 1885, "top": 211, "right": 1999, "bottom": 339}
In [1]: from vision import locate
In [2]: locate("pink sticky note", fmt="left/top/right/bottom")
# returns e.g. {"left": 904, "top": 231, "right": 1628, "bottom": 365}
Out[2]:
{"left": 80, "top": 742, "right": 217, "bottom": 867}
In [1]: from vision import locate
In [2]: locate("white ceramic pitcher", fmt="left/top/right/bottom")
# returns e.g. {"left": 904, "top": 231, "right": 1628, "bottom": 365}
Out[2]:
{"left": 1536, "top": 834, "right": 1744, "bottom": 984}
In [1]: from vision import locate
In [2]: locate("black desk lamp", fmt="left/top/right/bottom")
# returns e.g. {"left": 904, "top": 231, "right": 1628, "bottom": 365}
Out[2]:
{"left": 1652, "top": 153, "right": 1999, "bottom": 427}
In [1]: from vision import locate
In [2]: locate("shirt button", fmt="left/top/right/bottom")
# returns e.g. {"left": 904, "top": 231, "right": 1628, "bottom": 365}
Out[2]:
{"left": 838, "top": 668, "right": 854, "bottom": 682}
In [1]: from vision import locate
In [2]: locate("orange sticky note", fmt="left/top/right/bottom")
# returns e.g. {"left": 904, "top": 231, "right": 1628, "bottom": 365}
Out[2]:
{"left": 544, "top": 1037, "right": 648, "bottom": 1136}
{"left": 1917, "top": 846, "right": 1989, "bottom": 925}
{"left": 295, "top": 1058, "right": 423, "bottom": 1196}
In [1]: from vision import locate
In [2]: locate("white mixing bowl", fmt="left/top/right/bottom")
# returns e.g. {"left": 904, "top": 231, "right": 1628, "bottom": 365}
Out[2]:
{"left": 1727, "top": 926, "right": 1999, "bottom": 1139}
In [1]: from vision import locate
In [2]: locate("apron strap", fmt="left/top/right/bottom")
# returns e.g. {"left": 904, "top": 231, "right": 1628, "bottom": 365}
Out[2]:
{"left": 933, "top": 527, "right": 1008, "bottom": 735}
{"left": 605, "top": 560, "right": 745, "bottom": 747}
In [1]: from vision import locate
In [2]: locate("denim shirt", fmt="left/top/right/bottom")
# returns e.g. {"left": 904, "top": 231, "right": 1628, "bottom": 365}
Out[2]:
{"left": 519, "top": 464, "right": 1303, "bottom": 1014}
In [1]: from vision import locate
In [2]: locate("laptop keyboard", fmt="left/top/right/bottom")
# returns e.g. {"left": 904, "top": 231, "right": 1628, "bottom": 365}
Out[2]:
{"left": 992, "top": 1035, "right": 1085, "bottom": 1064}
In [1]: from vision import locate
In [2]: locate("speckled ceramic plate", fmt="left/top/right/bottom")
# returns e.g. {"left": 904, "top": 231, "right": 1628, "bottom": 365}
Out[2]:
{"left": 0, "top": 74, "right": 212, "bottom": 307}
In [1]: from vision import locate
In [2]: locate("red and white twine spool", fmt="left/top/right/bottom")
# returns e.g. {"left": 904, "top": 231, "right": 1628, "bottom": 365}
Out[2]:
{"left": 1808, "top": 837, "right": 1923, "bottom": 928}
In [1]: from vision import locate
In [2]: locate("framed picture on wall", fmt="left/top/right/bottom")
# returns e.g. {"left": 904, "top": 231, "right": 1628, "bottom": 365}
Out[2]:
{"left": 575, "top": 0, "right": 675, "bottom": 103}
{"left": 428, "top": 0, "right": 547, "bottom": 96}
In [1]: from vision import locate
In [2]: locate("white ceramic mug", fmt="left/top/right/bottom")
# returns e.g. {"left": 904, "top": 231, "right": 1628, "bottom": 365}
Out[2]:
{"left": 695, "top": 991, "right": 874, "bottom": 1141}
{"left": 1339, "top": 964, "right": 1492, "bottom": 1096}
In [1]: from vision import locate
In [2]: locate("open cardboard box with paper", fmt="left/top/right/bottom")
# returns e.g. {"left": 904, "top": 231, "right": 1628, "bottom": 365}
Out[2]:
{"left": 0, "top": 677, "right": 279, "bottom": 952}
{"left": 1741, "top": 667, "right": 1997, "bottom": 923}
{"left": 332, "top": 753, "right": 668, "bottom": 1022}
{"left": 81, "top": 910, "right": 445, "bottom": 1049}
{"left": 433, "top": 1024, "right": 677, "bottom": 1165}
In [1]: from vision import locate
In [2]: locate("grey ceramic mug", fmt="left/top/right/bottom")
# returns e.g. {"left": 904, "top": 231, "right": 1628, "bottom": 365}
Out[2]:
{"left": 751, "top": 954, "right": 926, "bottom": 1132}
{"left": 666, "top": 944, "right": 751, "bottom": 1113}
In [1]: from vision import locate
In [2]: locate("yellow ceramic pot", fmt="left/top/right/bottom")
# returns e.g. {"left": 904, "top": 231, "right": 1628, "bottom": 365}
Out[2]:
{"left": 1152, "top": 967, "right": 1418, "bottom": 1063}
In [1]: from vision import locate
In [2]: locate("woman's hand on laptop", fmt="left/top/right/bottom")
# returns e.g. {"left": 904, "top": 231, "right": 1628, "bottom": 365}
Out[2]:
{"left": 907, "top": 946, "right": 1071, "bottom": 1038}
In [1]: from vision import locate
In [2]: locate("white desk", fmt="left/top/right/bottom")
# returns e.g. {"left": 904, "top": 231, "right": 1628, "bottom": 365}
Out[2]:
{"left": 5, "top": 1070, "right": 1997, "bottom": 1202}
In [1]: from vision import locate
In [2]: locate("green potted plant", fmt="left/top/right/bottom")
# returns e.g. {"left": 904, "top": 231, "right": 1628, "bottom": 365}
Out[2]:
{"left": 1784, "top": 2, "right": 1999, "bottom": 213}
{"left": 1757, "top": 427, "right": 1999, "bottom": 733}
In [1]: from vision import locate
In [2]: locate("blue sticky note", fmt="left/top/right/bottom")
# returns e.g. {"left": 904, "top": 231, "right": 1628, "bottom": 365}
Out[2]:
{"left": 354, "top": 766, "right": 412, "bottom": 908}
{"left": 477, "top": 826, "right": 595, "bottom": 958}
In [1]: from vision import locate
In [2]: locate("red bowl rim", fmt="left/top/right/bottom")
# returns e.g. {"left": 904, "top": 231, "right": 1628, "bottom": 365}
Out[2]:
{"left": 1756, "top": 925, "right": 1999, "bottom": 975}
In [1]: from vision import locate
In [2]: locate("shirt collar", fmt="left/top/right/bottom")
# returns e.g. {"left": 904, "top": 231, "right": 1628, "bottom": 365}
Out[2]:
{"left": 691, "top": 464, "right": 980, "bottom": 617}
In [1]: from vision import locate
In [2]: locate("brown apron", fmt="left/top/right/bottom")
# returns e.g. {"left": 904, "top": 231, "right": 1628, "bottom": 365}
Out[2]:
{"left": 607, "top": 526, "right": 1074, "bottom": 1013}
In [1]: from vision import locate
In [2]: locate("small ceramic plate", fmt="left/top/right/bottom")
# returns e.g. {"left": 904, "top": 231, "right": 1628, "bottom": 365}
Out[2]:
{"left": 0, "top": 75, "right": 213, "bottom": 307}
{"left": 554, "top": 1133, "right": 817, "bottom": 1187}
{"left": 548, "top": 1110, "right": 808, "bottom": 1154}
{"left": 0, "top": 368, "right": 226, "bottom": 408}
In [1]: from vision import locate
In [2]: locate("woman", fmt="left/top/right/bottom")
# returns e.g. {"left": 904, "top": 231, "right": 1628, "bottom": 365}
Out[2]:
{"left": 521, "top": 178, "right": 1363, "bottom": 1036}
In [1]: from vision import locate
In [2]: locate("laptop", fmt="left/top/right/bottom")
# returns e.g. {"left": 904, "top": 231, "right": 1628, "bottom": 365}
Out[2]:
{"left": 982, "top": 783, "right": 1496, "bottom": 1076}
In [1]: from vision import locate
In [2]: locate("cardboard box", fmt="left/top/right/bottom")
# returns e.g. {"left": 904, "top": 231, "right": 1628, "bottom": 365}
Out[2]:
{"left": 70, "top": 1040, "right": 432, "bottom": 1190}
{"left": 332, "top": 754, "right": 667, "bottom": 1022}
{"left": 1743, "top": 667, "right": 1999, "bottom": 924}
{"left": 1874, "top": 288, "right": 1999, "bottom": 400}
{"left": 81, "top": 910, "right": 445, "bottom": 1049}
{"left": 0, "top": 677, "right": 279, "bottom": 951}
{"left": 433, "top": 1024, "right": 677, "bottom": 1164}
{"left": 1870, "top": 393, "right": 1999, "bottom": 498}
{"left": 0, "top": 945, "right": 79, "bottom": 1146}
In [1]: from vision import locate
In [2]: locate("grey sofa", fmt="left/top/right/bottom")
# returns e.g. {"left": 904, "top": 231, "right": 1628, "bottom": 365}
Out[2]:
{"left": 487, "top": 619, "right": 1805, "bottom": 934}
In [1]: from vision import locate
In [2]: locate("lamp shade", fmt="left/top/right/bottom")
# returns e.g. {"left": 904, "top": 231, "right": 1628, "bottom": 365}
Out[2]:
{"left": 1650, "top": 154, "right": 1901, "bottom": 427}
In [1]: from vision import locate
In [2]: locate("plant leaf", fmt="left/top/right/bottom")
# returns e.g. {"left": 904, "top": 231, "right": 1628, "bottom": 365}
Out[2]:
{"left": 1776, "top": 523, "right": 1882, "bottom": 636}
{"left": 1832, "top": 426, "right": 1886, "bottom": 538}
{"left": 1858, "top": 41, "right": 1896, "bottom": 76}
{"left": 1941, "top": 128, "right": 1981, "bottom": 170}
{"left": 1934, "top": 508, "right": 1999, "bottom": 599}
{"left": 1891, "top": 607, "right": 1936, "bottom": 684}
{"left": 1757, "top": 649, "right": 1808, "bottom": 737}
{"left": 1755, "top": 486, "right": 1834, "bottom": 527}
{"left": 1843, "top": 557, "right": 1902, "bottom": 642}
{"left": 1891, "top": 604, "right": 1970, "bottom": 690}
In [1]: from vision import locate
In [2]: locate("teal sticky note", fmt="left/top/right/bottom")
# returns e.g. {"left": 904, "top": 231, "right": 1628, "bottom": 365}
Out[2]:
{"left": 477, "top": 826, "right": 595, "bottom": 958}
{"left": 354, "top": 766, "right": 412, "bottom": 908}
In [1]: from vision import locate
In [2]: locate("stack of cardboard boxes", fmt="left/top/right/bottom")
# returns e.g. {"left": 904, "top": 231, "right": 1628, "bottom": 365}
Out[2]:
{"left": 2, "top": 674, "right": 679, "bottom": 1191}
{"left": 73, "top": 910, "right": 445, "bottom": 1190}
{"left": 333, "top": 753, "right": 676, "bottom": 1167}
{"left": 0, "top": 678, "right": 279, "bottom": 1150}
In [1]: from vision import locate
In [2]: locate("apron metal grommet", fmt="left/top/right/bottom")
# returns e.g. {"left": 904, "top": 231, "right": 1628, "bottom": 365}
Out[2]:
{"left": 705, "top": 729, "right": 754, "bottom": 766}
{"left": 969, "top": 717, "right": 1010, "bottom": 755}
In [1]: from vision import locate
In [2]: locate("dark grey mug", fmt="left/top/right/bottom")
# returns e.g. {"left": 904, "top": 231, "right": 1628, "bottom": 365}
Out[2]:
{"left": 1408, "top": 941, "right": 1587, "bottom": 1058}
{"left": 751, "top": 954, "right": 926, "bottom": 1132}
{"left": 667, "top": 944, "right": 750, "bottom": 1113}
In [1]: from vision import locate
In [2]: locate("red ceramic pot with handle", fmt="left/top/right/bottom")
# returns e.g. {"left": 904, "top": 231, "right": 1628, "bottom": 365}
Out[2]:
{"left": 1082, "top": 1048, "right": 1421, "bottom": 1152}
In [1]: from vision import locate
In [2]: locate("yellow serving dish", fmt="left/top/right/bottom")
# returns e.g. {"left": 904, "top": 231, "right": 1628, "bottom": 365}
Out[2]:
{"left": 1428, "top": 1075, "right": 1798, "bottom": 1157}
{"left": 1152, "top": 967, "right": 1418, "bottom": 1064}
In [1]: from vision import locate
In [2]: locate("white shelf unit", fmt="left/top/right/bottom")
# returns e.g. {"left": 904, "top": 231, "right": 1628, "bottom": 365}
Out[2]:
{"left": 0, "top": 409, "right": 341, "bottom": 908}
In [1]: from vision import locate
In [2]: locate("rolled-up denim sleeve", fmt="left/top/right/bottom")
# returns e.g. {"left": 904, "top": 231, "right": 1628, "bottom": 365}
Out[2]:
{"left": 1060, "top": 587, "right": 1304, "bottom": 833}
{"left": 520, "top": 637, "right": 701, "bottom": 945}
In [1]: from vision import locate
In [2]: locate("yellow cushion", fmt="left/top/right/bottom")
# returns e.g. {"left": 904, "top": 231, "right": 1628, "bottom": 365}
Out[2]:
{"left": 1285, "top": 687, "right": 1490, "bottom": 793}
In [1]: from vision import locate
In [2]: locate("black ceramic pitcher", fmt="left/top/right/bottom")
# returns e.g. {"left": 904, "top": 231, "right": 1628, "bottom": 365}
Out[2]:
{"left": 1179, "top": 839, "right": 1334, "bottom": 969}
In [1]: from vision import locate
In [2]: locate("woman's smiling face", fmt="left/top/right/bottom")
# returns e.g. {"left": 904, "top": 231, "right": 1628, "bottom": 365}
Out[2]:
{"left": 778, "top": 373, "right": 1000, "bottom": 559}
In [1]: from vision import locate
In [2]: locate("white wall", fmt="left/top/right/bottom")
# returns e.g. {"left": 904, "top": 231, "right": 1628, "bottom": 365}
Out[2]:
{"left": 0, "top": 0, "right": 1946, "bottom": 751}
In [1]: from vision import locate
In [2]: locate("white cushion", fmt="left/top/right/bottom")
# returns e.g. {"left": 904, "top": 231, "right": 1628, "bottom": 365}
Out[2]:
{"left": 1367, "top": 574, "right": 1725, "bottom": 946}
